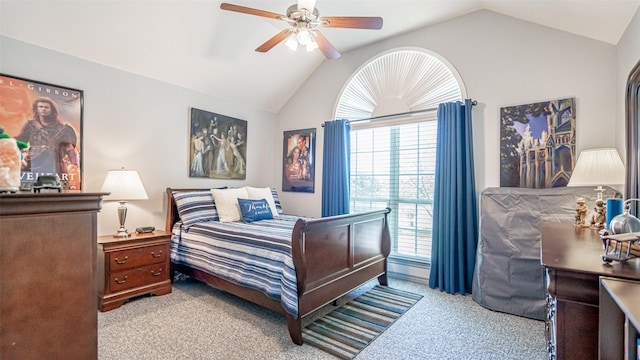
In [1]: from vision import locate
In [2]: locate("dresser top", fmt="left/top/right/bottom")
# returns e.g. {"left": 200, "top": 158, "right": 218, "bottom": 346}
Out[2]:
{"left": 541, "top": 222, "right": 640, "bottom": 280}
{"left": 0, "top": 192, "right": 108, "bottom": 216}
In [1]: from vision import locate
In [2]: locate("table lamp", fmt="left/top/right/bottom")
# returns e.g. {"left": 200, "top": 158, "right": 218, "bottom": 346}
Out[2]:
{"left": 100, "top": 167, "right": 148, "bottom": 237}
{"left": 567, "top": 148, "right": 625, "bottom": 228}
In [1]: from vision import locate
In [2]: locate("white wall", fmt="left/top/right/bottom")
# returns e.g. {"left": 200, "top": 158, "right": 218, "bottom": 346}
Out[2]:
{"left": 616, "top": 9, "right": 640, "bottom": 165}
{"left": 278, "top": 10, "right": 619, "bottom": 217}
{"left": 2, "top": 8, "right": 634, "bottom": 224}
{"left": 1, "top": 36, "right": 279, "bottom": 235}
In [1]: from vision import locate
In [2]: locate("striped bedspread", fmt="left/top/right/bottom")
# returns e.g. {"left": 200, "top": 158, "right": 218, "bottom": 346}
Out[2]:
{"left": 170, "top": 215, "right": 302, "bottom": 318}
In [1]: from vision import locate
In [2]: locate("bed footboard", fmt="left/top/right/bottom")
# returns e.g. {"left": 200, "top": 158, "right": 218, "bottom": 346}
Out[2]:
{"left": 291, "top": 208, "right": 391, "bottom": 320}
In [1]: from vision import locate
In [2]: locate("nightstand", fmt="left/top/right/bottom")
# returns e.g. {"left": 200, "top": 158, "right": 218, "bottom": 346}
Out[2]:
{"left": 97, "top": 230, "right": 172, "bottom": 311}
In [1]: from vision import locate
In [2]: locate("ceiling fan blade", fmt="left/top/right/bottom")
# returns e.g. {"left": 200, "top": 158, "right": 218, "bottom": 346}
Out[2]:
{"left": 313, "top": 31, "right": 341, "bottom": 60}
{"left": 321, "top": 16, "right": 383, "bottom": 30}
{"left": 256, "top": 29, "right": 291, "bottom": 53}
{"left": 220, "top": 3, "right": 284, "bottom": 20}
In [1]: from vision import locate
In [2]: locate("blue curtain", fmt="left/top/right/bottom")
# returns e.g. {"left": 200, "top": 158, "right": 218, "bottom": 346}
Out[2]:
{"left": 322, "top": 119, "right": 351, "bottom": 217}
{"left": 429, "top": 99, "right": 478, "bottom": 295}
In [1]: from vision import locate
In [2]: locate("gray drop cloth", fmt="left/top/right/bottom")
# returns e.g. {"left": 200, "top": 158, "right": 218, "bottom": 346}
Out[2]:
{"left": 471, "top": 186, "right": 618, "bottom": 320}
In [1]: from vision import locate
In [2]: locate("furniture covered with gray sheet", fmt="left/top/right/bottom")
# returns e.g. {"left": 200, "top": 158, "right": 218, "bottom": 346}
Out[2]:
{"left": 471, "top": 186, "right": 617, "bottom": 320}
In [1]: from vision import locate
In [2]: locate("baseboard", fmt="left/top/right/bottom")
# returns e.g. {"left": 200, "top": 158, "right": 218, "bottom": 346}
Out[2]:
{"left": 387, "top": 255, "right": 429, "bottom": 284}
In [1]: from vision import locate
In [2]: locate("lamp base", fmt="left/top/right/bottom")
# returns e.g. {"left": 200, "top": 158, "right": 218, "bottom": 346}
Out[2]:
{"left": 114, "top": 201, "right": 131, "bottom": 237}
{"left": 113, "top": 227, "right": 131, "bottom": 238}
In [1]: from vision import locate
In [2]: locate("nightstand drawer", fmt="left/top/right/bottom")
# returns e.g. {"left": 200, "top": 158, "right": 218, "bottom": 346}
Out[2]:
{"left": 109, "top": 263, "right": 169, "bottom": 293}
{"left": 108, "top": 244, "right": 167, "bottom": 271}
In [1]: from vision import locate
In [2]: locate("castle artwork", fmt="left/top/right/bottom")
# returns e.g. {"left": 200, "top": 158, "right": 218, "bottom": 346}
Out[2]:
{"left": 499, "top": 98, "right": 576, "bottom": 188}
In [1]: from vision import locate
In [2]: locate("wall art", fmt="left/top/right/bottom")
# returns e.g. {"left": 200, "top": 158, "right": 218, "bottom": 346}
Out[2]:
{"left": 189, "top": 108, "right": 247, "bottom": 180}
{"left": 282, "top": 128, "right": 315, "bottom": 192}
{"left": 500, "top": 97, "right": 576, "bottom": 188}
{"left": 0, "top": 73, "right": 83, "bottom": 190}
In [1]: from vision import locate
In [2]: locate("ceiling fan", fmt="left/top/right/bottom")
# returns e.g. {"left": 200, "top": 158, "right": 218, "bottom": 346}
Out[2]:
{"left": 220, "top": 0, "right": 383, "bottom": 60}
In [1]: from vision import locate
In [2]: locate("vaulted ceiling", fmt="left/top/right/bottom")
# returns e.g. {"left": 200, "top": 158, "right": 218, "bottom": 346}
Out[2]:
{"left": 1, "top": 0, "right": 638, "bottom": 113}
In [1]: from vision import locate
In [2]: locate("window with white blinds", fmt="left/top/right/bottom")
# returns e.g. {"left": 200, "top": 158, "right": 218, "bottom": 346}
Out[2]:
{"left": 350, "top": 118, "right": 437, "bottom": 259}
{"left": 335, "top": 48, "right": 465, "bottom": 272}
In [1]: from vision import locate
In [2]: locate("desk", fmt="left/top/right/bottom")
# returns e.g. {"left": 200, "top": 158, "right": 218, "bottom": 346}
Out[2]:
{"left": 599, "top": 277, "right": 640, "bottom": 360}
{"left": 541, "top": 223, "right": 640, "bottom": 360}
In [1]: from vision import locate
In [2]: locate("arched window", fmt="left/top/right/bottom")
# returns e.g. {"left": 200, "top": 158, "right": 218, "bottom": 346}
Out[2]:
{"left": 335, "top": 48, "right": 465, "bottom": 120}
{"left": 334, "top": 48, "right": 465, "bottom": 273}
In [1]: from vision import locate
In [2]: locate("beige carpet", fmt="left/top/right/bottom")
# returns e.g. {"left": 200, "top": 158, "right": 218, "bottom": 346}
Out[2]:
{"left": 98, "top": 278, "right": 545, "bottom": 359}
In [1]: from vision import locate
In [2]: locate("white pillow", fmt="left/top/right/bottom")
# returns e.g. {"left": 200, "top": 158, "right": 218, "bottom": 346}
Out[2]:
{"left": 244, "top": 186, "right": 279, "bottom": 217}
{"left": 210, "top": 187, "right": 249, "bottom": 222}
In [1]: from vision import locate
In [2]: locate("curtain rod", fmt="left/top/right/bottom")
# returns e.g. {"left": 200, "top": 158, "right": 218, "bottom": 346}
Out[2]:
{"left": 322, "top": 100, "right": 477, "bottom": 127}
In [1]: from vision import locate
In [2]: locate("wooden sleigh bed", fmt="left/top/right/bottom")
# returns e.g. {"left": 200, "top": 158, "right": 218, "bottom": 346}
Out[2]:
{"left": 165, "top": 188, "right": 391, "bottom": 345}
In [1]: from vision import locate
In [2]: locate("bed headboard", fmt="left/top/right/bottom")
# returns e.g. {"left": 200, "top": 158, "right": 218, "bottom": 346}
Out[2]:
{"left": 165, "top": 187, "right": 206, "bottom": 232}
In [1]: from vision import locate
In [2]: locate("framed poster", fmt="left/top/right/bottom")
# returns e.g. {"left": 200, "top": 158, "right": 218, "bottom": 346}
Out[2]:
{"left": 189, "top": 108, "right": 247, "bottom": 179}
{"left": 282, "top": 128, "right": 315, "bottom": 193}
{"left": 0, "top": 74, "right": 83, "bottom": 190}
{"left": 500, "top": 97, "right": 576, "bottom": 188}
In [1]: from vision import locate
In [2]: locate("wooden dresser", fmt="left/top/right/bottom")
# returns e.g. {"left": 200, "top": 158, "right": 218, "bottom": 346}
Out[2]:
{"left": 541, "top": 222, "right": 640, "bottom": 360}
{"left": 0, "top": 192, "right": 105, "bottom": 360}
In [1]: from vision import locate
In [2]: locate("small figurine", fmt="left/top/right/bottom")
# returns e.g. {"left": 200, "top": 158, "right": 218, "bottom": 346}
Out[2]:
{"left": 0, "top": 127, "right": 29, "bottom": 193}
{"left": 590, "top": 198, "right": 607, "bottom": 229}
{"left": 575, "top": 198, "right": 589, "bottom": 227}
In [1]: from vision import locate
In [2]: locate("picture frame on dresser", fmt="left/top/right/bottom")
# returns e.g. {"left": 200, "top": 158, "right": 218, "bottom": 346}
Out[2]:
{"left": 0, "top": 74, "right": 83, "bottom": 191}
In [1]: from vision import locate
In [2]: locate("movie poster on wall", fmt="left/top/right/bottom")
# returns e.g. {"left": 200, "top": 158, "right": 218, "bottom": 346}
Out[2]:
{"left": 0, "top": 74, "right": 83, "bottom": 190}
{"left": 282, "top": 128, "right": 315, "bottom": 193}
{"left": 499, "top": 97, "right": 576, "bottom": 188}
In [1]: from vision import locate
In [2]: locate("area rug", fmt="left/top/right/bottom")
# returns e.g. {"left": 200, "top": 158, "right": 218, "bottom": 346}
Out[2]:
{"left": 302, "top": 285, "right": 423, "bottom": 359}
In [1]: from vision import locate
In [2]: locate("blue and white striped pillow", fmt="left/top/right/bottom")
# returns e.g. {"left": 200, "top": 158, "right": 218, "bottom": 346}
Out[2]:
{"left": 172, "top": 190, "right": 218, "bottom": 227}
{"left": 270, "top": 187, "right": 283, "bottom": 215}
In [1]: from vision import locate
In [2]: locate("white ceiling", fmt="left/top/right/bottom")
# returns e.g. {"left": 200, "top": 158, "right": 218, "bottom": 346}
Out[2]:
{"left": 1, "top": 0, "right": 639, "bottom": 114}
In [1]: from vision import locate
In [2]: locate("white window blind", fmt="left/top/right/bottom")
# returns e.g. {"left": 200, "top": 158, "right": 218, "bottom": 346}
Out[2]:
{"left": 350, "top": 117, "right": 437, "bottom": 259}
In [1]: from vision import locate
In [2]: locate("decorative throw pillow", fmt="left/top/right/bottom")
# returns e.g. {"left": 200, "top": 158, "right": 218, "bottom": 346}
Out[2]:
{"left": 172, "top": 190, "right": 218, "bottom": 227}
{"left": 237, "top": 198, "right": 273, "bottom": 223}
{"left": 270, "top": 187, "right": 284, "bottom": 215}
{"left": 211, "top": 187, "right": 249, "bottom": 222}
{"left": 244, "top": 186, "right": 279, "bottom": 217}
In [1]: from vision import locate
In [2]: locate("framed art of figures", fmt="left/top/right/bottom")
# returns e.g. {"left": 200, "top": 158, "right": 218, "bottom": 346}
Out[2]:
{"left": 189, "top": 108, "right": 247, "bottom": 180}
{"left": 500, "top": 97, "right": 576, "bottom": 188}
{"left": 0, "top": 74, "right": 83, "bottom": 190}
{"left": 282, "top": 128, "right": 315, "bottom": 193}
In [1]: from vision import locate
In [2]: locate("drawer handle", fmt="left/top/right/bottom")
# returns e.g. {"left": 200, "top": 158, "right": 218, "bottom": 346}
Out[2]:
{"left": 151, "top": 269, "right": 163, "bottom": 276}
{"left": 115, "top": 275, "right": 128, "bottom": 284}
{"left": 151, "top": 251, "right": 163, "bottom": 258}
{"left": 114, "top": 256, "right": 129, "bottom": 264}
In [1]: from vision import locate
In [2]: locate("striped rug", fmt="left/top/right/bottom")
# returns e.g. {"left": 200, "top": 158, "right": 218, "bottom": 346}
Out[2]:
{"left": 303, "top": 285, "right": 423, "bottom": 359}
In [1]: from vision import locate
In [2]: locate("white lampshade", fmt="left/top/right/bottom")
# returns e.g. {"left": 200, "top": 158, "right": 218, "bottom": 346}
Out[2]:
{"left": 567, "top": 148, "right": 625, "bottom": 187}
{"left": 100, "top": 168, "right": 148, "bottom": 201}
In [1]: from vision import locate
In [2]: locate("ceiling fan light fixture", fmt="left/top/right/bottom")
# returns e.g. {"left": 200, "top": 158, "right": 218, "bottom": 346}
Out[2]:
{"left": 305, "top": 39, "right": 319, "bottom": 52}
{"left": 297, "top": 0, "right": 317, "bottom": 12}
{"left": 285, "top": 34, "right": 299, "bottom": 51}
{"left": 297, "top": 28, "right": 313, "bottom": 45}
{"left": 219, "top": 2, "right": 381, "bottom": 59}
